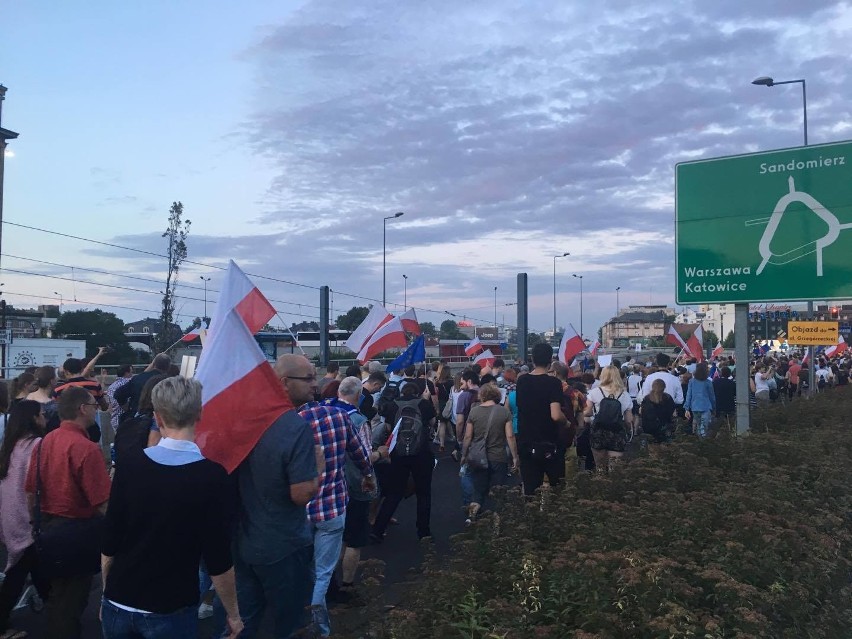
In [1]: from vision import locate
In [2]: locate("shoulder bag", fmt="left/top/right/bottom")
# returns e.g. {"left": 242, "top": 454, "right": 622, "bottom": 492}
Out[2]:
{"left": 466, "top": 405, "right": 498, "bottom": 470}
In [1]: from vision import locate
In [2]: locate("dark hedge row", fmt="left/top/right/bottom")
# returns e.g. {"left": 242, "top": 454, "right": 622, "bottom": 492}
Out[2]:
{"left": 353, "top": 392, "right": 852, "bottom": 639}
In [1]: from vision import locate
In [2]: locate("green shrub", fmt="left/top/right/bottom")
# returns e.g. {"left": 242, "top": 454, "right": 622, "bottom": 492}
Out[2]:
{"left": 357, "top": 392, "right": 852, "bottom": 639}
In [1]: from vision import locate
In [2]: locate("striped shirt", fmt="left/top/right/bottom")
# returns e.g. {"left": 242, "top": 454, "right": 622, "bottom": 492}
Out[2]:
{"left": 298, "top": 401, "right": 373, "bottom": 523}
{"left": 54, "top": 376, "right": 106, "bottom": 402}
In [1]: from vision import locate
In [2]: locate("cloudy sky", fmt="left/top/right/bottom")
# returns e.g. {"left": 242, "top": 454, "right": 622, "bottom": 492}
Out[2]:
{"left": 3, "top": 0, "right": 851, "bottom": 339}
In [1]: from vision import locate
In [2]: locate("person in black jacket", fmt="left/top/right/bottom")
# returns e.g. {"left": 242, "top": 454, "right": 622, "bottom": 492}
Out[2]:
{"left": 712, "top": 366, "right": 737, "bottom": 432}
{"left": 101, "top": 376, "right": 242, "bottom": 638}
{"left": 112, "top": 354, "right": 172, "bottom": 421}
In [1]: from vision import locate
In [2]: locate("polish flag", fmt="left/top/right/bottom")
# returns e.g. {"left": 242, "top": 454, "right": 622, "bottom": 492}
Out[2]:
{"left": 464, "top": 336, "right": 484, "bottom": 357}
{"left": 825, "top": 335, "right": 847, "bottom": 358}
{"left": 194, "top": 309, "right": 294, "bottom": 473}
{"left": 346, "top": 305, "right": 393, "bottom": 354}
{"left": 181, "top": 327, "right": 205, "bottom": 342}
{"left": 399, "top": 308, "right": 421, "bottom": 335}
{"left": 712, "top": 341, "right": 724, "bottom": 358}
{"left": 686, "top": 324, "right": 704, "bottom": 361}
{"left": 357, "top": 317, "right": 408, "bottom": 363}
{"left": 802, "top": 350, "right": 810, "bottom": 365}
{"left": 665, "top": 325, "right": 691, "bottom": 355}
{"left": 207, "top": 261, "right": 276, "bottom": 337}
{"left": 558, "top": 324, "right": 586, "bottom": 365}
{"left": 385, "top": 419, "right": 401, "bottom": 454}
{"left": 473, "top": 349, "right": 496, "bottom": 367}
{"left": 589, "top": 340, "right": 601, "bottom": 357}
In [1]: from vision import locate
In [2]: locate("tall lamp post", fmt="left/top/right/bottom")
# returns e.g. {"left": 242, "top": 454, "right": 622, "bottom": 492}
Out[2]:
{"left": 402, "top": 274, "right": 408, "bottom": 310}
{"left": 493, "top": 286, "right": 498, "bottom": 332}
{"left": 753, "top": 75, "right": 812, "bottom": 393}
{"left": 615, "top": 286, "right": 621, "bottom": 341}
{"left": 572, "top": 274, "right": 584, "bottom": 340}
{"left": 383, "top": 212, "right": 404, "bottom": 306}
{"left": 53, "top": 291, "right": 63, "bottom": 311}
{"left": 553, "top": 252, "right": 569, "bottom": 336}
{"left": 199, "top": 276, "right": 211, "bottom": 323}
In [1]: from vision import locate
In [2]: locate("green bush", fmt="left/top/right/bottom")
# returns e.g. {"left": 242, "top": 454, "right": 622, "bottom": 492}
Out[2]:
{"left": 360, "top": 393, "right": 852, "bottom": 638}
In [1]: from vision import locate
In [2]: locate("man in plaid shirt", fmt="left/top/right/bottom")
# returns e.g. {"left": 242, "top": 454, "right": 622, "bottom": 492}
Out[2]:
{"left": 298, "top": 395, "right": 374, "bottom": 637}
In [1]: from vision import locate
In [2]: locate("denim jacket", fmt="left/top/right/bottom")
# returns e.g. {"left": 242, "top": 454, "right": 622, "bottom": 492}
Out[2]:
{"left": 685, "top": 378, "right": 716, "bottom": 413}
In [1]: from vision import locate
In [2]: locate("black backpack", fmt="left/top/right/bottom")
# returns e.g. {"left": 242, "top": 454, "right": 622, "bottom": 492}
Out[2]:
{"left": 113, "top": 414, "right": 153, "bottom": 466}
{"left": 391, "top": 398, "right": 425, "bottom": 457}
{"left": 593, "top": 392, "right": 626, "bottom": 432}
{"left": 375, "top": 380, "right": 403, "bottom": 420}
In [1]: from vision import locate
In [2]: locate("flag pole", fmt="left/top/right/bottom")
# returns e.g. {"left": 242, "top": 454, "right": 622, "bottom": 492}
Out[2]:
{"left": 275, "top": 312, "right": 306, "bottom": 355}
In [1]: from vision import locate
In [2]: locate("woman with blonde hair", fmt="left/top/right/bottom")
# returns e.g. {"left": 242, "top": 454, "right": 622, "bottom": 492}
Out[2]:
{"left": 582, "top": 365, "right": 633, "bottom": 471}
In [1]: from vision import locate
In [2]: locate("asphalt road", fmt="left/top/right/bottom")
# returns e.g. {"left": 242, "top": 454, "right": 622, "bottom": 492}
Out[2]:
{"left": 3, "top": 443, "right": 502, "bottom": 637}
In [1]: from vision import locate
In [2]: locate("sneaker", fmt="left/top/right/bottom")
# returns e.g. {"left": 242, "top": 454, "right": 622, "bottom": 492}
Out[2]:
{"left": 197, "top": 602, "right": 214, "bottom": 620}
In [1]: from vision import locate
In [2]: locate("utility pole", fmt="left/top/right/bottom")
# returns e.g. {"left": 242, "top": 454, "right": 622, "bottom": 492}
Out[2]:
{"left": 0, "top": 86, "right": 19, "bottom": 376}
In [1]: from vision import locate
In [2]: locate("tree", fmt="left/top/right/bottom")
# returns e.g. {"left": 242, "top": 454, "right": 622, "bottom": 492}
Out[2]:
{"left": 336, "top": 307, "right": 370, "bottom": 331}
{"left": 528, "top": 332, "right": 544, "bottom": 347}
{"left": 703, "top": 330, "right": 719, "bottom": 349}
{"left": 184, "top": 316, "right": 203, "bottom": 332}
{"left": 723, "top": 330, "right": 735, "bottom": 348}
{"left": 440, "top": 320, "right": 467, "bottom": 339}
{"left": 419, "top": 322, "right": 438, "bottom": 338}
{"left": 157, "top": 201, "right": 191, "bottom": 352}
{"left": 54, "top": 309, "right": 136, "bottom": 364}
{"left": 289, "top": 320, "right": 319, "bottom": 333}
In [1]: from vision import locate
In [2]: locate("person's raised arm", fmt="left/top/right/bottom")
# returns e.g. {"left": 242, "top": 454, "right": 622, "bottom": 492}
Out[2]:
{"left": 81, "top": 346, "right": 108, "bottom": 378}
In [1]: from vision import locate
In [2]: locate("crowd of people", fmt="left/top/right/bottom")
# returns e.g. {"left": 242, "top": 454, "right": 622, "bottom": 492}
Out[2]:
{"left": 0, "top": 340, "right": 849, "bottom": 638}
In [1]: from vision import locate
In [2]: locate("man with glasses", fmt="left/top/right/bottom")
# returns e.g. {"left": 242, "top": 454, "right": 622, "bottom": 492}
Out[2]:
{"left": 24, "top": 386, "right": 111, "bottom": 639}
{"left": 234, "top": 354, "right": 323, "bottom": 639}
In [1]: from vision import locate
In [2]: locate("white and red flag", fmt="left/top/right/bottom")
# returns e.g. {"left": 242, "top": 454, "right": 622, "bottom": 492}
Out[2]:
{"left": 558, "top": 324, "right": 586, "bottom": 365}
{"left": 181, "top": 327, "right": 205, "bottom": 342}
{"left": 464, "top": 336, "right": 484, "bottom": 357}
{"left": 665, "top": 325, "right": 691, "bottom": 355}
{"left": 194, "top": 308, "right": 293, "bottom": 473}
{"left": 686, "top": 324, "right": 705, "bottom": 361}
{"left": 802, "top": 350, "right": 810, "bottom": 366}
{"left": 345, "top": 305, "right": 393, "bottom": 354}
{"left": 712, "top": 341, "right": 724, "bottom": 358}
{"left": 825, "top": 335, "right": 847, "bottom": 358}
{"left": 357, "top": 317, "right": 408, "bottom": 363}
{"left": 398, "top": 308, "right": 421, "bottom": 335}
{"left": 385, "top": 419, "right": 401, "bottom": 454}
{"left": 473, "top": 349, "right": 496, "bottom": 368}
{"left": 589, "top": 340, "right": 601, "bottom": 357}
{"left": 207, "top": 260, "right": 276, "bottom": 337}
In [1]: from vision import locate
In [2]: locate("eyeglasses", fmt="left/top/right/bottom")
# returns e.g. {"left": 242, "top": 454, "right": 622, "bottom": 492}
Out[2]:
{"left": 284, "top": 375, "right": 316, "bottom": 382}
{"left": 81, "top": 402, "right": 98, "bottom": 408}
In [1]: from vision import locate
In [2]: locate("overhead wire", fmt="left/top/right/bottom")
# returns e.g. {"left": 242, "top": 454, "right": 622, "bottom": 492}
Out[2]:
{"left": 2, "top": 219, "right": 545, "bottom": 332}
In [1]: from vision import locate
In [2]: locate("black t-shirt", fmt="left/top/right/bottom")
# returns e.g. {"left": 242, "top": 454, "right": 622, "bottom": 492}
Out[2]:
{"left": 359, "top": 388, "right": 376, "bottom": 420}
{"left": 516, "top": 373, "right": 563, "bottom": 445}
{"left": 640, "top": 394, "right": 675, "bottom": 433}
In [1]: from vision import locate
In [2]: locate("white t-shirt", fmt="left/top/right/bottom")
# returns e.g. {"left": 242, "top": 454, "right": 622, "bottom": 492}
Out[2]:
{"left": 587, "top": 387, "right": 633, "bottom": 417}
{"left": 637, "top": 371, "right": 684, "bottom": 404}
{"left": 815, "top": 368, "right": 832, "bottom": 382}
{"left": 754, "top": 372, "right": 771, "bottom": 393}
{"left": 627, "top": 374, "right": 643, "bottom": 399}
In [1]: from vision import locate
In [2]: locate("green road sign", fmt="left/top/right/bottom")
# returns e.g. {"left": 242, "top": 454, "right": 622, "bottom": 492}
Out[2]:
{"left": 676, "top": 140, "right": 852, "bottom": 304}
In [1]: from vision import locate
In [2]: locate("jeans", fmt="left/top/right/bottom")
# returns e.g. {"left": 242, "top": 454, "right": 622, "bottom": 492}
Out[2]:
{"left": 234, "top": 544, "right": 313, "bottom": 639}
{"left": 373, "top": 453, "right": 434, "bottom": 539}
{"left": 461, "top": 461, "right": 508, "bottom": 507}
{"left": 101, "top": 599, "right": 197, "bottom": 638}
{"left": 692, "top": 410, "right": 713, "bottom": 438}
{"left": 310, "top": 514, "right": 346, "bottom": 637}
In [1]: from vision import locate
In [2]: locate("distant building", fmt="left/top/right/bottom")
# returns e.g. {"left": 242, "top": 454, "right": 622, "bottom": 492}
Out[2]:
{"left": 601, "top": 305, "right": 674, "bottom": 349}
{"left": 4, "top": 308, "right": 46, "bottom": 339}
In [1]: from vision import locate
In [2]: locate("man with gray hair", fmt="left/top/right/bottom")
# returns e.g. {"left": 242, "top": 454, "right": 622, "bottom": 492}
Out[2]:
{"left": 299, "top": 376, "right": 375, "bottom": 636}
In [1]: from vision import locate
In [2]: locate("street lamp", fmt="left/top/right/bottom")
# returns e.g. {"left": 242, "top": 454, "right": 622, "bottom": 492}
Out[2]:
{"left": 53, "top": 291, "right": 63, "bottom": 311}
{"left": 383, "top": 212, "right": 404, "bottom": 306}
{"left": 553, "top": 252, "right": 570, "bottom": 335}
{"left": 402, "top": 274, "right": 408, "bottom": 310}
{"left": 751, "top": 76, "right": 807, "bottom": 145}
{"left": 753, "top": 74, "right": 812, "bottom": 391}
{"left": 572, "top": 274, "right": 584, "bottom": 340}
{"left": 615, "top": 286, "right": 621, "bottom": 317}
{"left": 199, "top": 276, "right": 211, "bottom": 323}
{"left": 493, "top": 286, "right": 497, "bottom": 332}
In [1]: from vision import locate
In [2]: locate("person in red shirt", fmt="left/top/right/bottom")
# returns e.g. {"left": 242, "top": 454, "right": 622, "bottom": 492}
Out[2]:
{"left": 25, "top": 386, "right": 111, "bottom": 639}
{"left": 787, "top": 357, "right": 802, "bottom": 399}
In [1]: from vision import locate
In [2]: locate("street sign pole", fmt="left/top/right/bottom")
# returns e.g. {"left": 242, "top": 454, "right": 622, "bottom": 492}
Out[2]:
{"left": 735, "top": 304, "right": 750, "bottom": 434}
{"left": 807, "top": 301, "right": 815, "bottom": 397}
